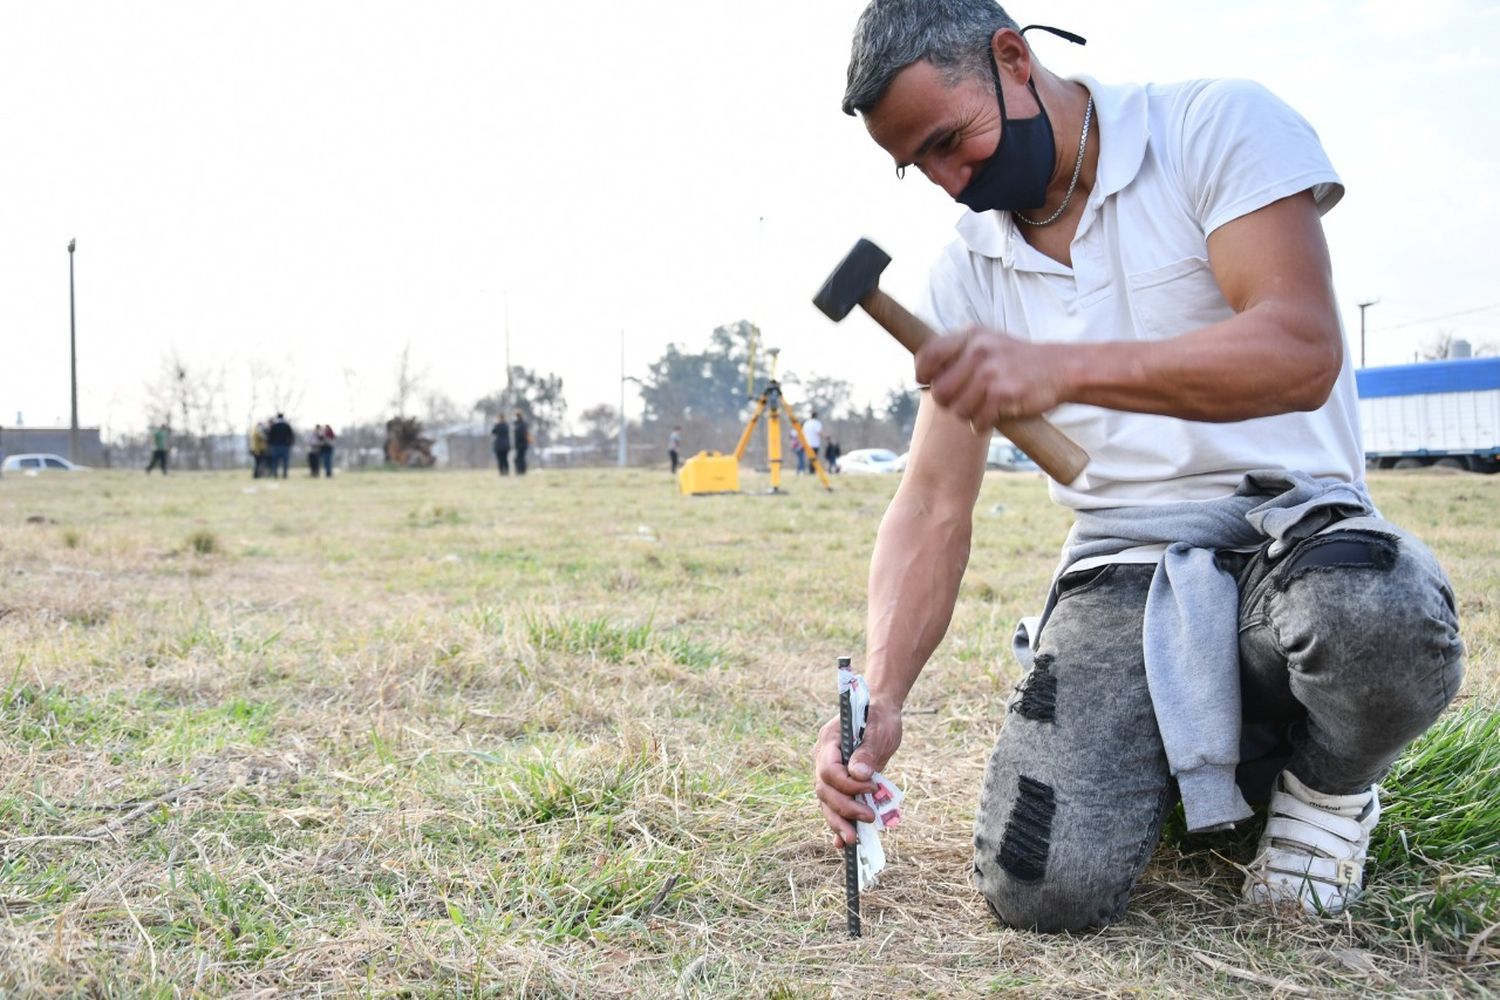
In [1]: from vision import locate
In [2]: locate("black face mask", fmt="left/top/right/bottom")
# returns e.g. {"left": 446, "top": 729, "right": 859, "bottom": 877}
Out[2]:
{"left": 955, "top": 24, "right": 1086, "bottom": 214}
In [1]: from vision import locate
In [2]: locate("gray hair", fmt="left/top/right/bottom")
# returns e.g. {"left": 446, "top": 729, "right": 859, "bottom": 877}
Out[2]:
{"left": 842, "top": 0, "right": 1019, "bottom": 116}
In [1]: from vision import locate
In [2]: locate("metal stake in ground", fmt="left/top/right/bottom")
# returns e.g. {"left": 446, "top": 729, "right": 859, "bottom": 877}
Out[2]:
{"left": 838, "top": 654, "right": 861, "bottom": 938}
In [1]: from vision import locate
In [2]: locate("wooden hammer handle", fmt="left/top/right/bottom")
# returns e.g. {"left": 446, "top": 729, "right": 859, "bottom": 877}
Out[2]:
{"left": 860, "top": 288, "right": 1089, "bottom": 485}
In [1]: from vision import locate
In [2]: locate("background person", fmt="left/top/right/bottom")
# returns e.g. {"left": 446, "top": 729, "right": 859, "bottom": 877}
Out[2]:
{"left": 249, "top": 421, "right": 269, "bottom": 478}
{"left": 267, "top": 413, "right": 294, "bottom": 478}
{"left": 490, "top": 414, "right": 511, "bottom": 476}
{"left": 824, "top": 435, "right": 842, "bottom": 474}
{"left": 319, "top": 423, "right": 337, "bottom": 477}
{"left": 145, "top": 423, "right": 170, "bottom": 475}
{"left": 511, "top": 410, "right": 530, "bottom": 476}
{"left": 306, "top": 425, "right": 323, "bottom": 476}
{"left": 813, "top": 0, "right": 1462, "bottom": 933}
{"left": 802, "top": 409, "right": 824, "bottom": 475}
{"left": 669, "top": 425, "right": 683, "bottom": 474}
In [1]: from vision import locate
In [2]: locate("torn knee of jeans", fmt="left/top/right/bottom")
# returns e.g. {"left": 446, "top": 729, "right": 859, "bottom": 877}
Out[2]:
{"left": 1276, "top": 533, "right": 1398, "bottom": 589}
{"left": 1011, "top": 654, "right": 1057, "bottom": 723}
{"left": 998, "top": 776, "right": 1056, "bottom": 883}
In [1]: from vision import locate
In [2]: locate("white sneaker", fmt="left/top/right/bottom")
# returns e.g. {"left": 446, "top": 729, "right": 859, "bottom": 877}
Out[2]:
{"left": 1242, "top": 770, "right": 1380, "bottom": 915}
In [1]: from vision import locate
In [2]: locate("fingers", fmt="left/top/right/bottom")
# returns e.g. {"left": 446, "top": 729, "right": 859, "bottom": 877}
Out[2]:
{"left": 814, "top": 725, "right": 876, "bottom": 798}
{"left": 820, "top": 800, "right": 859, "bottom": 848}
{"left": 918, "top": 328, "right": 1045, "bottom": 423}
{"left": 922, "top": 331, "right": 996, "bottom": 420}
{"left": 913, "top": 330, "right": 970, "bottom": 387}
{"left": 813, "top": 722, "right": 876, "bottom": 846}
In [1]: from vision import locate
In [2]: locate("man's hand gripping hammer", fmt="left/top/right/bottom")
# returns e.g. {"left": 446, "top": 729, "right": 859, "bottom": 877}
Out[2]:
{"left": 813, "top": 238, "right": 1089, "bottom": 485}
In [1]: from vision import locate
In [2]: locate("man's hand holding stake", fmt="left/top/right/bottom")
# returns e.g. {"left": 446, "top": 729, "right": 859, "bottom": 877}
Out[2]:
{"left": 814, "top": 699, "right": 903, "bottom": 850}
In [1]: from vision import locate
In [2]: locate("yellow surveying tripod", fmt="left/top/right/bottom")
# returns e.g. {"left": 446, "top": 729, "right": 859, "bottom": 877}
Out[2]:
{"left": 732, "top": 349, "right": 831, "bottom": 493}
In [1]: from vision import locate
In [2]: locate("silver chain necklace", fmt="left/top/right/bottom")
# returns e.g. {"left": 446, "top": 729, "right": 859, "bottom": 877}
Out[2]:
{"left": 1015, "top": 96, "right": 1093, "bottom": 228}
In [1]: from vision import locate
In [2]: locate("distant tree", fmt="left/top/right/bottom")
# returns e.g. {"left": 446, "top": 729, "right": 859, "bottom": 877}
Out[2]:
{"left": 474, "top": 366, "right": 567, "bottom": 443}
{"left": 145, "top": 351, "right": 231, "bottom": 468}
{"left": 796, "top": 375, "right": 853, "bottom": 419}
{"left": 1419, "top": 328, "right": 1460, "bottom": 361}
{"left": 883, "top": 385, "right": 920, "bottom": 439}
{"left": 390, "top": 342, "right": 426, "bottom": 418}
{"left": 639, "top": 319, "right": 760, "bottom": 428}
{"left": 421, "top": 390, "right": 466, "bottom": 428}
{"left": 578, "top": 403, "right": 625, "bottom": 454}
{"left": 250, "top": 354, "right": 306, "bottom": 418}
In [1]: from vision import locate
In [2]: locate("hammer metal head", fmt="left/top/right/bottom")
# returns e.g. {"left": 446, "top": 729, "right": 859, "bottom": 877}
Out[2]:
{"left": 812, "top": 238, "right": 892, "bottom": 322}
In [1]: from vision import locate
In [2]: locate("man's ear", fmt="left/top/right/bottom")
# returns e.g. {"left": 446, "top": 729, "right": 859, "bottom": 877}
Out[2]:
{"left": 991, "top": 27, "right": 1032, "bottom": 85}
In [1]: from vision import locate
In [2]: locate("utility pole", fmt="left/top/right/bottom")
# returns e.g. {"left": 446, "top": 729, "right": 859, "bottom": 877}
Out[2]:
{"left": 1357, "top": 299, "right": 1379, "bottom": 368}
{"left": 67, "top": 239, "right": 79, "bottom": 462}
{"left": 619, "top": 330, "right": 641, "bottom": 468}
{"left": 748, "top": 216, "right": 764, "bottom": 400}
{"left": 504, "top": 296, "right": 513, "bottom": 414}
{"left": 618, "top": 330, "right": 627, "bottom": 468}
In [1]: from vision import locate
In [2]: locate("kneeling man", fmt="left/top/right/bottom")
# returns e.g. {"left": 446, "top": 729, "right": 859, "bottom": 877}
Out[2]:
{"left": 813, "top": 0, "right": 1464, "bottom": 931}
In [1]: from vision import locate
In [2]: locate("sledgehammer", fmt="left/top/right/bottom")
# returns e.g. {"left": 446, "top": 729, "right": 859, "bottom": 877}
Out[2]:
{"left": 813, "top": 238, "right": 1089, "bottom": 485}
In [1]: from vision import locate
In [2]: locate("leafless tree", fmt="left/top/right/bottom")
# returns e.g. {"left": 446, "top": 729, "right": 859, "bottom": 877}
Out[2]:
{"left": 145, "top": 351, "right": 233, "bottom": 468}
{"left": 421, "top": 389, "right": 466, "bottom": 428}
{"left": 248, "top": 356, "right": 307, "bottom": 421}
{"left": 1419, "top": 328, "right": 1459, "bottom": 361}
{"left": 579, "top": 403, "right": 621, "bottom": 452}
{"left": 391, "top": 343, "right": 428, "bottom": 418}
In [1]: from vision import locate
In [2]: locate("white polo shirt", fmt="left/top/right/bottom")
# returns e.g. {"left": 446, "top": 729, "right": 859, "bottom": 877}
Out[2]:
{"left": 918, "top": 76, "right": 1365, "bottom": 511}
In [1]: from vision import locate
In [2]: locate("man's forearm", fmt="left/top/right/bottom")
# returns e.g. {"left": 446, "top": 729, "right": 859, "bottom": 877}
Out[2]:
{"left": 1058, "top": 300, "right": 1340, "bottom": 422}
{"left": 863, "top": 493, "right": 972, "bottom": 708}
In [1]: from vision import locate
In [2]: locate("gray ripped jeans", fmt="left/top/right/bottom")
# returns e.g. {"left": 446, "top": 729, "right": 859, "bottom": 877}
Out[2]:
{"left": 970, "top": 518, "right": 1464, "bottom": 932}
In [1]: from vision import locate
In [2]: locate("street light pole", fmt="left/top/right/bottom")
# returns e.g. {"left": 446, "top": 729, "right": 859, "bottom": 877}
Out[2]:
{"left": 504, "top": 296, "right": 513, "bottom": 414}
{"left": 616, "top": 332, "right": 644, "bottom": 468}
{"left": 67, "top": 239, "right": 79, "bottom": 463}
{"left": 1357, "top": 298, "right": 1379, "bottom": 368}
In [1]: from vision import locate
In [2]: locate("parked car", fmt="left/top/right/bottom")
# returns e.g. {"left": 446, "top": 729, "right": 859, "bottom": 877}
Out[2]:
{"left": 1, "top": 453, "right": 88, "bottom": 472}
{"left": 839, "top": 448, "right": 903, "bottom": 474}
{"left": 986, "top": 439, "right": 1039, "bottom": 472}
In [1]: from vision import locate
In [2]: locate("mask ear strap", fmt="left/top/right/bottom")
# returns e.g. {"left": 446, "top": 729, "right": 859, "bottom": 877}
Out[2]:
{"left": 1019, "top": 24, "right": 1088, "bottom": 47}
{"left": 992, "top": 25, "right": 1085, "bottom": 120}
{"left": 987, "top": 46, "right": 1011, "bottom": 125}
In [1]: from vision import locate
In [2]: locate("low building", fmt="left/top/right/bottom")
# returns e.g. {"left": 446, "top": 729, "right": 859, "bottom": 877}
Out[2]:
{"left": 0, "top": 426, "right": 105, "bottom": 466}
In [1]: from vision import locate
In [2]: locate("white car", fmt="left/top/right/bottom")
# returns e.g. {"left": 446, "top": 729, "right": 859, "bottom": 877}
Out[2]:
{"left": 1, "top": 453, "right": 88, "bottom": 472}
{"left": 838, "top": 448, "right": 903, "bottom": 474}
{"left": 987, "top": 439, "right": 1040, "bottom": 472}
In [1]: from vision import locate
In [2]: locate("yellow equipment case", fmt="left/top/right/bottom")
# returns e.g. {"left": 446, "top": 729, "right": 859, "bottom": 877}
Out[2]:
{"left": 678, "top": 450, "right": 739, "bottom": 496}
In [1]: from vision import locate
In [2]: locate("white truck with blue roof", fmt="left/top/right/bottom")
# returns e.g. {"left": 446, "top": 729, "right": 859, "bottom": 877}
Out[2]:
{"left": 1356, "top": 357, "right": 1500, "bottom": 473}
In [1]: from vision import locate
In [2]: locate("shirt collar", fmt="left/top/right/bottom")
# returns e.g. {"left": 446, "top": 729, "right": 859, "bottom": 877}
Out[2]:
{"left": 954, "top": 75, "right": 1150, "bottom": 262}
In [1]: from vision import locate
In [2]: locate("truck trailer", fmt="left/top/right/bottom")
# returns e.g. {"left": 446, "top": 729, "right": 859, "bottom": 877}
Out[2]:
{"left": 1355, "top": 357, "right": 1500, "bottom": 473}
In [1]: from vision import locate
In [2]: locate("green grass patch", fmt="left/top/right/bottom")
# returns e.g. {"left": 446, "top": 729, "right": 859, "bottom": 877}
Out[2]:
{"left": 523, "top": 614, "right": 655, "bottom": 664}
{"left": 1358, "top": 703, "right": 1500, "bottom": 953}
{"left": 407, "top": 503, "right": 463, "bottom": 527}
{"left": 186, "top": 529, "right": 220, "bottom": 555}
{"left": 522, "top": 613, "right": 731, "bottom": 670}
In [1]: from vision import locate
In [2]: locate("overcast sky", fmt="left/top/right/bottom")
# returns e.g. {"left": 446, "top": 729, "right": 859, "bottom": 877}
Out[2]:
{"left": 4, "top": 0, "right": 1498, "bottom": 438}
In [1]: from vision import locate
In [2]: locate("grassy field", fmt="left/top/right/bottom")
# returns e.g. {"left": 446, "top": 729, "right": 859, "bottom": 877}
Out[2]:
{"left": 0, "top": 465, "right": 1496, "bottom": 997}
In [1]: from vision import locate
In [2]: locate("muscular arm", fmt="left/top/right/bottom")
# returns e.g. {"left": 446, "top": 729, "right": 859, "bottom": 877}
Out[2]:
{"left": 813, "top": 393, "right": 988, "bottom": 846}
{"left": 864, "top": 393, "right": 989, "bottom": 707}
{"left": 919, "top": 192, "right": 1344, "bottom": 424}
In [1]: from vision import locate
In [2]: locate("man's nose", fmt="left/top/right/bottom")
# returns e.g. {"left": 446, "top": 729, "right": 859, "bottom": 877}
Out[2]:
{"left": 924, "top": 161, "right": 970, "bottom": 200}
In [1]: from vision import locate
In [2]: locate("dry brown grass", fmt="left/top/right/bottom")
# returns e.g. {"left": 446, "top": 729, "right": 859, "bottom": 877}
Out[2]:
{"left": 0, "top": 466, "right": 1495, "bottom": 997}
